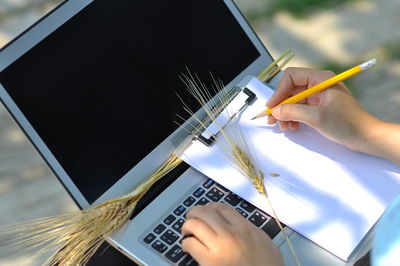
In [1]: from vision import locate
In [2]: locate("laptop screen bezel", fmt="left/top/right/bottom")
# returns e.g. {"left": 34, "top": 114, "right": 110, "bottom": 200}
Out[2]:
{"left": 0, "top": 0, "right": 273, "bottom": 208}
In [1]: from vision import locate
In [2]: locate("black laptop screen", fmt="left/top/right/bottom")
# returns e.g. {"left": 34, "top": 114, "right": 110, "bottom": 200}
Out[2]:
{"left": 0, "top": 0, "right": 260, "bottom": 204}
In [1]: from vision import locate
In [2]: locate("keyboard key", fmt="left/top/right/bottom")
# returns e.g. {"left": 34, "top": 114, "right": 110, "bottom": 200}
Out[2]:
{"left": 240, "top": 200, "right": 255, "bottom": 213}
{"left": 261, "top": 218, "right": 282, "bottom": 238}
{"left": 161, "top": 229, "right": 180, "bottom": 245}
{"left": 202, "top": 179, "right": 215, "bottom": 189}
{"left": 165, "top": 245, "right": 186, "bottom": 263}
{"left": 143, "top": 233, "right": 156, "bottom": 244}
{"left": 151, "top": 240, "right": 168, "bottom": 253}
{"left": 206, "top": 187, "right": 224, "bottom": 202}
{"left": 195, "top": 198, "right": 210, "bottom": 205}
{"left": 174, "top": 205, "right": 187, "bottom": 216}
{"left": 172, "top": 218, "right": 185, "bottom": 234}
{"left": 249, "top": 211, "right": 267, "bottom": 227}
{"left": 216, "top": 183, "right": 229, "bottom": 192}
{"left": 164, "top": 214, "right": 176, "bottom": 225}
{"left": 179, "top": 254, "right": 198, "bottom": 266}
{"left": 154, "top": 224, "right": 166, "bottom": 234}
{"left": 183, "top": 196, "right": 196, "bottom": 207}
{"left": 235, "top": 208, "right": 248, "bottom": 218}
{"left": 193, "top": 187, "right": 206, "bottom": 198}
{"left": 224, "top": 192, "right": 241, "bottom": 206}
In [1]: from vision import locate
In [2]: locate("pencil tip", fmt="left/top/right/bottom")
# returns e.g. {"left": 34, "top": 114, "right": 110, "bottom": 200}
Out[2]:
{"left": 250, "top": 116, "right": 256, "bottom": 121}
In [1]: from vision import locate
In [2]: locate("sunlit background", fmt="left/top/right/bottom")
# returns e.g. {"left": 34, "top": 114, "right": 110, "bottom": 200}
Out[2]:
{"left": 0, "top": 0, "right": 399, "bottom": 265}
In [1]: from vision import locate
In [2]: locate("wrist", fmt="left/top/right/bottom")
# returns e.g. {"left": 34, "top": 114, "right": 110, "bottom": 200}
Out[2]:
{"left": 357, "top": 117, "right": 400, "bottom": 165}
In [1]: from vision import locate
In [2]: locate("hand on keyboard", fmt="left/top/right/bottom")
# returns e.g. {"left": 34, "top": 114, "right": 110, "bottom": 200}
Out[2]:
{"left": 181, "top": 202, "right": 284, "bottom": 266}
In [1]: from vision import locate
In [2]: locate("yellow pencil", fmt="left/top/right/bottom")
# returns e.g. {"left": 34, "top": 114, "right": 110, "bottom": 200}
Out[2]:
{"left": 251, "top": 58, "right": 377, "bottom": 120}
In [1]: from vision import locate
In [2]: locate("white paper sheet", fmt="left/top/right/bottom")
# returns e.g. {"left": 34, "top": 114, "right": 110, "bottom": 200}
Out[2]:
{"left": 180, "top": 77, "right": 400, "bottom": 261}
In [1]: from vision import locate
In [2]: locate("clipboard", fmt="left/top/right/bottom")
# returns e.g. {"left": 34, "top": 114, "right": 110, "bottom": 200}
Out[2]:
{"left": 196, "top": 86, "right": 256, "bottom": 146}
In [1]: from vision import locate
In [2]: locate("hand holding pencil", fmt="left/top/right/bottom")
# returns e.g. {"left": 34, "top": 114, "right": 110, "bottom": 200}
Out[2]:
{"left": 252, "top": 59, "right": 376, "bottom": 120}
{"left": 256, "top": 61, "right": 383, "bottom": 153}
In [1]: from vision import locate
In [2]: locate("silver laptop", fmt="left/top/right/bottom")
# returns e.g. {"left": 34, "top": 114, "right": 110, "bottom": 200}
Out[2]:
{"left": 0, "top": 0, "right": 371, "bottom": 265}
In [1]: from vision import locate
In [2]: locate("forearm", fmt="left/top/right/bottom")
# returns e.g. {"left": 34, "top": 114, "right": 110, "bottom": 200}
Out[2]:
{"left": 358, "top": 118, "right": 400, "bottom": 165}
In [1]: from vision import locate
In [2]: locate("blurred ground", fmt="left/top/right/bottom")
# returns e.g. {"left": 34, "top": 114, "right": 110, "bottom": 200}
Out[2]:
{"left": 0, "top": 0, "right": 399, "bottom": 265}
{"left": 0, "top": 1, "right": 77, "bottom": 265}
{"left": 235, "top": 0, "right": 400, "bottom": 123}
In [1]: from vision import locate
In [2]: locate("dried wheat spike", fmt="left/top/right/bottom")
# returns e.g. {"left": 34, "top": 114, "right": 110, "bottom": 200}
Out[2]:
{"left": 0, "top": 155, "right": 182, "bottom": 265}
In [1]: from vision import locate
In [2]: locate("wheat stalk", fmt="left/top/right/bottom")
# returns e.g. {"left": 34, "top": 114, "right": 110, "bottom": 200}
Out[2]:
{"left": 0, "top": 52, "right": 293, "bottom": 265}
{"left": 177, "top": 72, "right": 301, "bottom": 266}
{"left": 0, "top": 154, "right": 182, "bottom": 265}
{"left": 258, "top": 49, "right": 295, "bottom": 82}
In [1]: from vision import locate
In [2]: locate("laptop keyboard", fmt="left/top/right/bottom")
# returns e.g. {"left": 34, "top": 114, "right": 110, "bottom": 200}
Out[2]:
{"left": 142, "top": 178, "right": 283, "bottom": 265}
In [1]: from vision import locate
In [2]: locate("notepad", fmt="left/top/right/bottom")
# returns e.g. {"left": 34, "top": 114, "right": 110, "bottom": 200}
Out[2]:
{"left": 179, "top": 77, "right": 400, "bottom": 261}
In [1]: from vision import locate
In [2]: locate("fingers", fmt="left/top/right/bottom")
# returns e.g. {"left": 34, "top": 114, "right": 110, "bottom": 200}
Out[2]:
{"left": 279, "top": 121, "right": 289, "bottom": 131}
{"left": 270, "top": 118, "right": 299, "bottom": 131}
{"left": 206, "top": 202, "right": 249, "bottom": 227}
{"left": 182, "top": 218, "right": 216, "bottom": 247}
{"left": 182, "top": 203, "right": 247, "bottom": 262}
{"left": 267, "top": 67, "right": 312, "bottom": 108}
{"left": 268, "top": 114, "right": 277, "bottom": 125}
{"left": 271, "top": 103, "right": 322, "bottom": 129}
{"left": 267, "top": 67, "right": 336, "bottom": 108}
{"left": 186, "top": 204, "right": 230, "bottom": 232}
{"left": 266, "top": 68, "right": 340, "bottom": 129}
{"left": 183, "top": 203, "right": 284, "bottom": 265}
{"left": 186, "top": 203, "right": 250, "bottom": 233}
{"left": 289, "top": 121, "right": 299, "bottom": 131}
{"left": 181, "top": 236, "right": 208, "bottom": 260}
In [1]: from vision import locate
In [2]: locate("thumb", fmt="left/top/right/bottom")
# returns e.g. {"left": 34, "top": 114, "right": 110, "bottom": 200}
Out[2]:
{"left": 271, "top": 103, "right": 322, "bottom": 128}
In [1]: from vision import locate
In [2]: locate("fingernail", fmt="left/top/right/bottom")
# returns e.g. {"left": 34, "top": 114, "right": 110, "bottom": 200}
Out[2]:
{"left": 271, "top": 105, "right": 281, "bottom": 118}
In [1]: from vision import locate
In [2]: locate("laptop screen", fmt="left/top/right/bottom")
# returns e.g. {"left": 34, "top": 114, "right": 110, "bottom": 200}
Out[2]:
{"left": 0, "top": 0, "right": 260, "bottom": 204}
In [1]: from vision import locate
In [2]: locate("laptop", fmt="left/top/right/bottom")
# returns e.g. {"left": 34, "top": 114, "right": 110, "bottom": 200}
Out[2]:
{"left": 0, "top": 0, "right": 371, "bottom": 265}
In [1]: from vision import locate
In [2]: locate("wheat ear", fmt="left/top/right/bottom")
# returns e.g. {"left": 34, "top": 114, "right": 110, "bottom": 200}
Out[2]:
{"left": 0, "top": 154, "right": 182, "bottom": 265}
{"left": 177, "top": 72, "right": 301, "bottom": 266}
